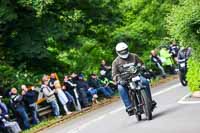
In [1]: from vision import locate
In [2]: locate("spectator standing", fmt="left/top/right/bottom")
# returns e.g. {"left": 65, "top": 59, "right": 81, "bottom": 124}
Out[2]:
{"left": 41, "top": 75, "right": 60, "bottom": 117}
{"left": 54, "top": 80, "right": 72, "bottom": 115}
{"left": 9, "top": 88, "right": 30, "bottom": 130}
{"left": 21, "top": 85, "right": 40, "bottom": 125}
{"left": 150, "top": 50, "right": 166, "bottom": 78}
{"left": 169, "top": 41, "right": 180, "bottom": 63}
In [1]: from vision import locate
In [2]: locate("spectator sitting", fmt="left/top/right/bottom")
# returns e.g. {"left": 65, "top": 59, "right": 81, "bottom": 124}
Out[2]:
{"left": 88, "top": 73, "right": 113, "bottom": 99}
{"left": 21, "top": 85, "right": 40, "bottom": 125}
{"left": 100, "top": 60, "right": 112, "bottom": 80}
{"left": 48, "top": 73, "right": 57, "bottom": 90}
{"left": 0, "top": 96, "right": 21, "bottom": 133}
{"left": 150, "top": 50, "right": 166, "bottom": 78}
{"left": 62, "top": 85, "right": 77, "bottom": 111}
{"left": 9, "top": 88, "right": 30, "bottom": 130}
{"left": 63, "top": 75, "right": 77, "bottom": 105}
{"left": 54, "top": 80, "right": 72, "bottom": 115}
{"left": 76, "top": 74, "right": 91, "bottom": 107}
{"left": 99, "top": 70, "right": 115, "bottom": 94}
{"left": 41, "top": 75, "right": 60, "bottom": 118}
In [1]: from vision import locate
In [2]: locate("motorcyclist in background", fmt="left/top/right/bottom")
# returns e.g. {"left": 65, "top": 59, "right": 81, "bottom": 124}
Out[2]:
{"left": 112, "top": 42, "right": 157, "bottom": 114}
{"left": 177, "top": 47, "right": 192, "bottom": 63}
{"left": 177, "top": 47, "right": 192, "bottom": 86}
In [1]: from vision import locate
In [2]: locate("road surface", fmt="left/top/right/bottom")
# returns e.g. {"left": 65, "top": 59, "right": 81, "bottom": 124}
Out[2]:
{"left": 41, "top": 79, "right": 200, "bottom": 133}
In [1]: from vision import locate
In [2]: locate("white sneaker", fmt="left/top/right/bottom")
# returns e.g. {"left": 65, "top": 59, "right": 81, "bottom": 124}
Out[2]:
{"left": 66, "top": 112, "right": 72, "bottom": 115}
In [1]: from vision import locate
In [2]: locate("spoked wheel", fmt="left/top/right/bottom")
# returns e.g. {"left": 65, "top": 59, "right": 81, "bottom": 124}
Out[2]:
{"left": 141, "top": 89, "right": 152, "bottom": 120}
{"left": 132, "top": 93, "right": 142, "bottom": 121}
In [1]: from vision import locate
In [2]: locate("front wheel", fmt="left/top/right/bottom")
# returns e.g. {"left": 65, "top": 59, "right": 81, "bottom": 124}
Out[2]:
{"left": 141, "top": 89, "right": 152, "bottom": 120}
{"left": 179, "top": 72, "right": 187, "bottom": 86}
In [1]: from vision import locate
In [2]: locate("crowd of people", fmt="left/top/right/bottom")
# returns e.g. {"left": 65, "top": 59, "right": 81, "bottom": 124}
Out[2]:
{"left": 0, "top": 60, "right": 116, "bottom": 133}
{"left": 0, "top": 40, "right": 192, "bottom": 133}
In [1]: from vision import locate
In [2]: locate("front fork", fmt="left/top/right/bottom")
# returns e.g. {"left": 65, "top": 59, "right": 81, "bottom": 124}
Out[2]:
{"left": 129, "top": 89, "right": 144, "bottom": 114}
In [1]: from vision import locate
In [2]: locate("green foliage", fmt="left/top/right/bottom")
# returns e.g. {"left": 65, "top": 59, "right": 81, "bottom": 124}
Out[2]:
{"left": 167, "top": 0, "right": 200, "bottom": 92}
{"left": 0, "top": 0, "right": 181, "bottom": 91}
{"left": 112, "top": 0, "right": 178, "bottom": 61}
{"left": 167, "top": 0, "right": 200, "bottom": 57}
{"left": 0, "top": 64, "right": 42, "bottom": 92}
{"left": 187, "top": 58, "right": 200, "bottom": 92}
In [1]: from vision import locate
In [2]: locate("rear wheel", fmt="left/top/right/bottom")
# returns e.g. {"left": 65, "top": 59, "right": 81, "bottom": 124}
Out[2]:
{"left": 141, "top": 89, "right": 152, "bottom": 120}
{"left": 136, "top": 114, "right": 142, "bottom": 121}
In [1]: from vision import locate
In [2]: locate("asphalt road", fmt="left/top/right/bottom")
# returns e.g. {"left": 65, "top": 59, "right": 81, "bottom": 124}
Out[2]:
{"left": 41, "top": 79, "right": 200, "bottom": 133}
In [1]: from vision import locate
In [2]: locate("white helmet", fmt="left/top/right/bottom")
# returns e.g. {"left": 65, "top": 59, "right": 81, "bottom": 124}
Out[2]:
{"left": 116, "top": 42, "right": 129, "bottom": 59}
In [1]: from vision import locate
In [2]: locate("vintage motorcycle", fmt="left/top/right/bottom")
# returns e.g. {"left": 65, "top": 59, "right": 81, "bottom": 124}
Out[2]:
{"left": 119, "top": 63, "right": 153, "bottom": 121}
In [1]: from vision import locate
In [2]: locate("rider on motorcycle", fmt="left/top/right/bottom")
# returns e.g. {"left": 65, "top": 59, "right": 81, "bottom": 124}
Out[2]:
{"left": 112, "top": 42, "right": 156, "bottom": 114}
{"left": 177, "top": 47, "right": 192, "bottom": 63}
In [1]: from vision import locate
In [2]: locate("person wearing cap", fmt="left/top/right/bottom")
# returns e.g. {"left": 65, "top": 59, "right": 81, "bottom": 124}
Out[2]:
{"left": 76, "top": 74, "right": 91, "bottom": 107}
{"left": 112, "top": 42, "right": 157, "bottom": 114}
{"left": 21, "top": 85, "right": 40, "bottom": 125}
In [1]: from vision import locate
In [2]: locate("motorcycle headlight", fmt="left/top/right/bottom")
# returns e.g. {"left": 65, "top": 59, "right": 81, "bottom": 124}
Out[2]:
{"left": 129, "top": 66, "right": 137, "bottom": 74}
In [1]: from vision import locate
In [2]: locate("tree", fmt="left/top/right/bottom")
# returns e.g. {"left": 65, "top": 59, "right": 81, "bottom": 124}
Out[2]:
{"left": 167, "top": 0, "right": 200, "bottom": 92}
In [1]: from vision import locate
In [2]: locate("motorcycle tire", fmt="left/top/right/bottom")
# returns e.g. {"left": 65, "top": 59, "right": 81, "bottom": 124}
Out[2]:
{"left": 179, "top": 72, "right": 187, "bottom": 86}
{"left": 136, "top": 114, "right": 142, "bottom": 121}
{"left": 131, "top": 92, "right": 142, "bottom": 121}
{"left": 141, "top": 89, "right": 152, "bottom": 120}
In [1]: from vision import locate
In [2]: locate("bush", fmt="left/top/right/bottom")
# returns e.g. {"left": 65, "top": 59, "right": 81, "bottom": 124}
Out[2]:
{"left": 187, "top": 58, "right": 200, "bottom": 92}
{"left": 167, "top": 0, "right": 200, "bottom": 92}
{"left": 0, "top": 64, "right": 42, "bottom": 93}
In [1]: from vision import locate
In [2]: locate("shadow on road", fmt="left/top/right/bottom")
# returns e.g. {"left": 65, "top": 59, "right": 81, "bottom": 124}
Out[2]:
{"left": 153, "top": 105, "right": 185, "bottom": 119}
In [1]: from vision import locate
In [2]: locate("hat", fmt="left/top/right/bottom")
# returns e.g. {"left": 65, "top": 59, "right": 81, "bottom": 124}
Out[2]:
{"left": 78, "top": 74, "right": 84, "bottom": 78}
{"left": 91, "top": 73, "right": 96, "bottom": 76}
